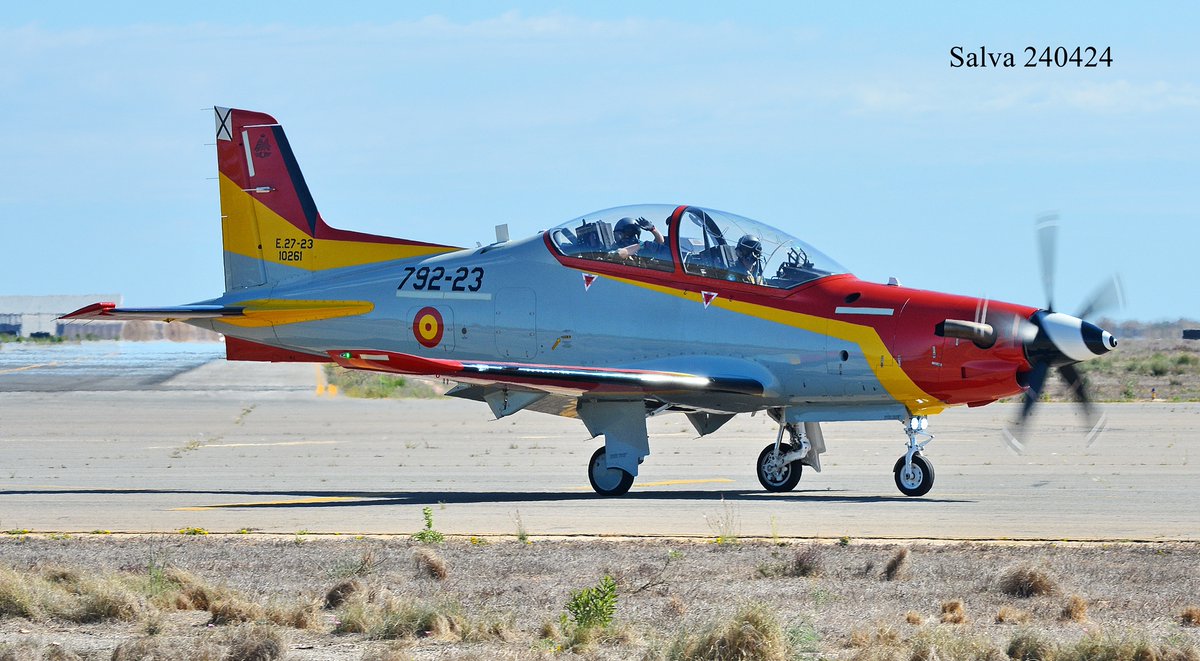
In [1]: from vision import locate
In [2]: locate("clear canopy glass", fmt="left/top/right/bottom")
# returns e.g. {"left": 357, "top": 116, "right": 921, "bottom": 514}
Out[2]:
{"left": 547, "top": 204, "right": 846, "bottom": 288}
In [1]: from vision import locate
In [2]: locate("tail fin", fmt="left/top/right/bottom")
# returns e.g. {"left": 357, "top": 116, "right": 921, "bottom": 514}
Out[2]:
{"left": 215, "top": 107, "right": 456, "bottom": 292}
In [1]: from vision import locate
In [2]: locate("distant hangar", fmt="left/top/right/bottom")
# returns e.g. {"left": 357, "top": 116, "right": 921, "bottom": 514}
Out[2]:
{"left": 0, "top": 295, "right": 123, "bottom": 339}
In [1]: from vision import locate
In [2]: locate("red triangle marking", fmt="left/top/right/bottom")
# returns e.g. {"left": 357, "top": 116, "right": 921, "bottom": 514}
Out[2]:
{"left": 701, "top": 291, "right": 718, "bottom": 308}
{"left": 582, "top": 273, "right": 597, "bottom": 291}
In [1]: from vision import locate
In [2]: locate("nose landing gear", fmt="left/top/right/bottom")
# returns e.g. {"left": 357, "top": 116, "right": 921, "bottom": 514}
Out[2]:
{"left": 893, "top": 416, "right": 935, "bottom": 497}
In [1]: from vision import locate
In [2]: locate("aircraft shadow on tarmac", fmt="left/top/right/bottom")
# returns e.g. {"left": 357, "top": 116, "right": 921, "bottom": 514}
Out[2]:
{"left": 0, "top": 488, "right": 970, "bottom": 507}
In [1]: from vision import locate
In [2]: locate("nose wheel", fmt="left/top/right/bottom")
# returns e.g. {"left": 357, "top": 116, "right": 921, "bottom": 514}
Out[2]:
{"left": 893, "top": 453, "right": 934, "bottom": 496}
{"left": 894, "top": 416, "right": 935, "bottom": 496}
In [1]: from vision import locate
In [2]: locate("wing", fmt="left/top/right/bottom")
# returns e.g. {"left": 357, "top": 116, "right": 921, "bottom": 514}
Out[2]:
{"left": 327, "top": 349, "right": 765, "bottom": 397}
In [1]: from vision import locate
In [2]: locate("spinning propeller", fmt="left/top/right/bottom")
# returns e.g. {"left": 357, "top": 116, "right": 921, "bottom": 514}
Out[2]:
{"left": 1001, "top": 214, "right": 1123, "bottom": 452}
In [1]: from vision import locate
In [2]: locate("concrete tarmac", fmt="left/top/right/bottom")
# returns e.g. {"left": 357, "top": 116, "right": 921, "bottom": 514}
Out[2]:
{"left": 1, "top": 348, "right": 1197, "bottom": 540}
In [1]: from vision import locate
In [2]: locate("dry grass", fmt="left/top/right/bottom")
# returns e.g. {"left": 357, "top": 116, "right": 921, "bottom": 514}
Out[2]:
{"left": 207, "top": 595, "right": 264, "bottom": 625}
{"left": 331, "top": 591, "right": 504, "bottom": 643}
{"left": 265, "top": 597, "right": 321, "bottom": 629}
{"left": 663, "top": 603, "right": 790, "bottom": 661}
{"left": 0, "top": 567, "right": 145, "bottom": 624}
{"left": 1007, "top": 630, "right": 1055, "bottom": 661}
{"left": 223, "top": 623, "right": 287, "bottom": 661}
{"left": 111, "top": 636, "right": 226, "bottom": 661}
{"left": 906, "top": 628, "right": 1005, "bottom": 661}
{"left": 850, "top": 623, "right": 902, "bottom": 648}
{"left": 1060, "top": 636, "right": 1200, "bottom": 661}
{"left": 0, "top": 568, "right": 43, "bottom": 619}
{"left": 413, "top": 547, "right": 448, "bottom": 580}
{"left": 788, "top": 545, "right": 823, "bottom": 577}
{"left": 169, "top": 574, "right": 224, "bottom": 611}
{"left": 996, "top": 605, "right": 1031, "bottom": 624}
{"left": 1061, "top": 594, "right": 1088, "bottom": 622}
{"left": 538, "top": 619, "right": 560, "bottom": 641}
{"left": 110, "top": 624, "right": 285, "bottom": 661}
{"left": 67, "top": 578, "right": 145, "bottom": 623}
{"left": 1183, "top": 606, "right": 1200, "bottom": 627}
{"left": 998, "top": 564, "right": 1060, "bottom": 598}
{"left": 756, "top": 545, "right": 822, "bottom": 578}
{"left": 941, "top": 599, "right": 967, "bottom": 624}
{"left": 361, "top": 646, "right": 415, "bottom": 661}
{"left": 324, "top": 577, "right": 363, "bottom": 609}
{"left": 0, "top": 539, "right": 1197, "bottom": 659}
{"left": 668, "top": 595, "right": 687, "bottom": 616}
{"left": 883, "top": 547, "right": 910, "bottom": 581}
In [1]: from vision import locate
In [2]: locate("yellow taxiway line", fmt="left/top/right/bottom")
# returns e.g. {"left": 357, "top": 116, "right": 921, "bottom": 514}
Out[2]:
{"left": 0, "top": 362, "right": 57, "bottom": 375}
{"left": 172, "top": 496, "right": 365, "bottom": 511}
{"left": 146, "top": 440, "right": 337, "bottom": 450}
{"left": 635, "top": 478, "right": 735, "bottom": 488}
{"left": 568, "top": 478, "right": 734, "bottom": 491}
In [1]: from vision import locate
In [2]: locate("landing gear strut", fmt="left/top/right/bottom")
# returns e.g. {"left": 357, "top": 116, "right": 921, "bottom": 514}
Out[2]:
{"left": 756, "top": 420, "right": 810, "bottom": 492}
{"left": 893, "top": 416, "right": 935, "bottom": 497}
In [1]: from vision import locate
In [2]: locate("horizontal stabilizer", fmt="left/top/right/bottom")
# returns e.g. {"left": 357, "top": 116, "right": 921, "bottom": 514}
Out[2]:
{"left": 60, "top": 299, "right": 373, "bottom": 327}
{"left": 59, "top": 302, "right": 241, "bottom": 322}
{"left": 329, "top": 349, "right": 765, "bottom": 397}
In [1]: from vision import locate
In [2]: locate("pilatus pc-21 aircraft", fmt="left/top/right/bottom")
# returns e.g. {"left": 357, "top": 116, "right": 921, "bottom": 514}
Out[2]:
{"left": 64, "top": 107, "right": 1122, "bottom": 497}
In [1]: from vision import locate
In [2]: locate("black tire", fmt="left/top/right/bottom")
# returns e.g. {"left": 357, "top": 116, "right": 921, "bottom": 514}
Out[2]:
{"left": 893, "top": 453, "right": 935, "bottom": 497}
{"left": 588, "top": 446, "right": 635, "bottom": 497}
{"left": 756, "top": 443, "right": 803, "bottom": 492}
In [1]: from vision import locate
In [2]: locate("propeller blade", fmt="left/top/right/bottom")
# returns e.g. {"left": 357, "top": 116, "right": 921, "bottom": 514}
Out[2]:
{"left": 1020, "top": 360, "right": 1050, "bottom": 422}
{"left": 1057, "top": 363, "right": 1093, "bottom": 415}
{"left": 1075, "top": 274, "right": 1125, "bottom": 321}
{"left": 989, "top": 309, "right": 1038, "bottom": 346}
{"left": 1004, "top": 360, "right": 1050, "bottom": 454}
{"left": 1035, "top": 214, "right": 1059, "bottom": 311}
{"left": 1057, "top": 363, "right": 1107, "bottom": 447}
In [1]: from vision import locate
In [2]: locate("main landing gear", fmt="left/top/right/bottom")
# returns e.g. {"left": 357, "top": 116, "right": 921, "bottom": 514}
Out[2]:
{"left": 588, "top": 446, "right": 635, "bottom": 497}
{"left": 893, "top": 416, "right": 935, "bottom": 497}
{"left": 756, "top": 419, "right": 814, "bottom": 492}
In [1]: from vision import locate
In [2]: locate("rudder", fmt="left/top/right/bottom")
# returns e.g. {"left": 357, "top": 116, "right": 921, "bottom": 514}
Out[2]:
{"left": 214, "top": 107, "right": 456, "bottom": 292}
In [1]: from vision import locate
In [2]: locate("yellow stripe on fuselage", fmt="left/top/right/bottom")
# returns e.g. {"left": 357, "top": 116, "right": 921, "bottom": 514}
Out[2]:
{"left": 219, "top": 174, "right": 455, "bottom": 271}
{"left": 604, "top": 275, "right": 945, "bottom": 416}
{"left": 216, "top": 299, "right": 374, "bottom": 328}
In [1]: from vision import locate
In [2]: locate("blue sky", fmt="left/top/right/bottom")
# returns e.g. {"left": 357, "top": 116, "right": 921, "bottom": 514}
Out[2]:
{"left": 2, "top": 3, "right": 1196, "bottom": 321}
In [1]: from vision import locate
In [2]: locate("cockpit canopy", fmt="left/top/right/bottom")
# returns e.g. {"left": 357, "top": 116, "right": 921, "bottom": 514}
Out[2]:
{"left": 547, "top": 204, "right": 847, "bottom": 289}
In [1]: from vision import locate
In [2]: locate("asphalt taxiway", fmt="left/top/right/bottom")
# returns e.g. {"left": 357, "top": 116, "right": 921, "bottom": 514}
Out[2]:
{"left": 1, "top": 343, "right": 1197, "bottom": 540}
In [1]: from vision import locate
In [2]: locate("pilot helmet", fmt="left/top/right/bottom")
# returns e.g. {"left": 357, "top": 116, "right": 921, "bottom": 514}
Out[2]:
{"left": 736, "top": 234, "right": 763, "bottom": 261}
{"left": 613, "top": 217, "right": 642, "bottom": 247}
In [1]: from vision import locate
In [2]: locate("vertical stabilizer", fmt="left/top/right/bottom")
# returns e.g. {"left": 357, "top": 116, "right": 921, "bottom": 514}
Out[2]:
{"left": 213, "top": 107, "right": 457, "bottom": 293}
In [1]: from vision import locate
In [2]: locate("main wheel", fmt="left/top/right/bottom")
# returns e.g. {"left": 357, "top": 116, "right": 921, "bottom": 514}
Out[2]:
{"left": 588, "top": 446, "right": 634, "bottom": 497}
{"left": 893, "top": 454, "right": 935, "bottom": 497}
{"left": 757, "top": 443, "right": 803, "bottom": 492}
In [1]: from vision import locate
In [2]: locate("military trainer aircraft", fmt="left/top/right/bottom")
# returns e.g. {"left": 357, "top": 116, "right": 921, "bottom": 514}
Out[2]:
{"left": 63, "top": 107, "right": 1121, "bottom": 497}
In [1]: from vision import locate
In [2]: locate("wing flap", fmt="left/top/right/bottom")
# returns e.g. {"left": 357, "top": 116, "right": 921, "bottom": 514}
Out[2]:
{"left": 328, "top": 349, "right": 764, "bottom": 397}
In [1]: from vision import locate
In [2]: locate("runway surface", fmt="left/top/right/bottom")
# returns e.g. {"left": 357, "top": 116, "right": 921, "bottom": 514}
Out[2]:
{"left": 1, "top": 341, "right": 1197, "bottom": 540}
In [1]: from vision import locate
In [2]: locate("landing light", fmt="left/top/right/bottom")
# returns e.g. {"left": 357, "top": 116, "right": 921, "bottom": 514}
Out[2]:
{"left": 910, "top": 416, "right": 928, "bottom": 431}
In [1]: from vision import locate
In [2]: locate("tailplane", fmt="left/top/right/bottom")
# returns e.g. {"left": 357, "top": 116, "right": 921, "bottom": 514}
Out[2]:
{"left": 215, "top": 107, "right": 456, "bottom": 292}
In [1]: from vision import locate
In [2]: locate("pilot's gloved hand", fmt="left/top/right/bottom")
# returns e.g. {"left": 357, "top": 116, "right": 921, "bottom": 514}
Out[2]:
{"left": 636, "top": 217, "right": 654, "bottom": 231}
